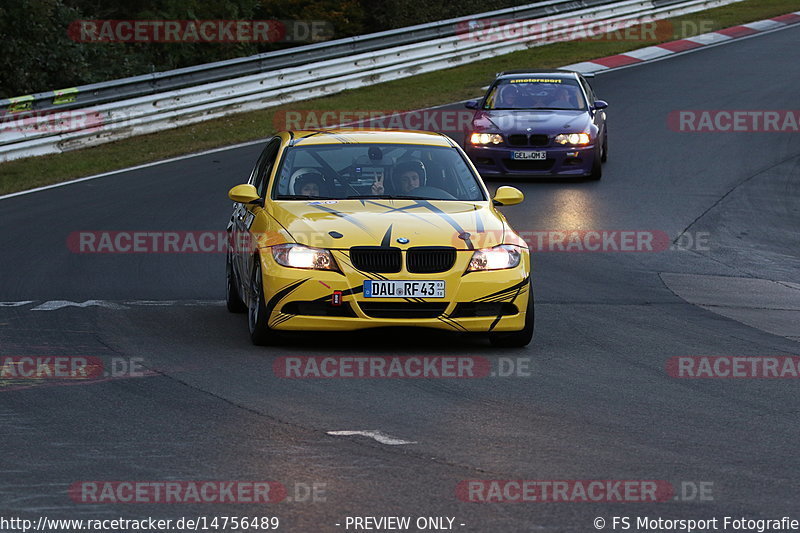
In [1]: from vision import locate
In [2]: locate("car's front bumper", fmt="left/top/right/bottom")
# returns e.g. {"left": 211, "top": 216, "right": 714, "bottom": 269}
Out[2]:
{"left": 466, "top": 143, "right": 596, "bottom": 177}
{"left": 258, "top": 249, "right": 531, "bottom": 333}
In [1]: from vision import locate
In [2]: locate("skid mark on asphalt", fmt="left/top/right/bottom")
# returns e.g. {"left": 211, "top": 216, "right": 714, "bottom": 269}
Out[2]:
{"left": 0, "top": 300, "right": 224, "bottom": 311}
{"left": 660, "top": 273, "right": 800, "bottom": 341}
{"left": 31, "top": 300, "right": 129, "bottom": 311}
{"left": 327, "top": 430, "right": 417, "bottom": 445}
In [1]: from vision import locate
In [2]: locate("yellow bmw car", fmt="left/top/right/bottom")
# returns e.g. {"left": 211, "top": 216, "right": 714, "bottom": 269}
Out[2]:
{"left": 226, "top": 130, "right": 533, "bottom": 347}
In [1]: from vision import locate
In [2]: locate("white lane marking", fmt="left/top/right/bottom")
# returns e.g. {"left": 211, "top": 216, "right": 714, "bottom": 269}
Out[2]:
{"left": 327, "top": 430, "right": 417, "bottom": 445}
{"left": 0, "top": 300, "right": 226, "bottom": 310}
{"left": 742, "top": 20, "right": 785, "bottom": 31}
{"left": 560, "top": 61, "right": 610, "bottom": 73}
{"left": 124, "top": 300, "right": 178, "bottom": 306}
{"left": 685, "top": 32, "right": 733, "bottom": 45}
{"left": 624, "top": 46, "right": 674, "bottom": 61}
{"left": 124, "top": 300, "right": 225, "bottom": 307}
{"left": 31, "top": 300, "right": 129, "bottom": 311}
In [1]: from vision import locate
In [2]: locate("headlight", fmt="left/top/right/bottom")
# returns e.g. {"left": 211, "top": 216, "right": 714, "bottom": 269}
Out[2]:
{"left": 271, "top": 243, "right": 338, "bottom": 271}
{"left": 467, "top": 244, "right": 521, "bottom": 272}
{"left": 469, "top": 132, "right": 503, "bottom": 145}
{"left": 554, "top": 133, "right": 591, "bottom": 145}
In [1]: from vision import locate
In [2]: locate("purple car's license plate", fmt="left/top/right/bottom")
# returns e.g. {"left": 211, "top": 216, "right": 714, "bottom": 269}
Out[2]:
{"left": 511, "top": 151, "right": 547, "bottom": 160}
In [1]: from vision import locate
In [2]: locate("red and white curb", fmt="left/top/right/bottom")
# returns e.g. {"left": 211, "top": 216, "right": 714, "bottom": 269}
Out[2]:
{"left": 563, "top": 11, "right": 800, "bottom": 73}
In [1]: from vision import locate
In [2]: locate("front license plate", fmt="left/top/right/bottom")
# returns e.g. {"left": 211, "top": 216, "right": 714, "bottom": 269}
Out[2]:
{"left": 363, "top": 280, "right": 445, "bottom": 298}
{"left": 511, "top": 151, "right": 546, "bottom": 160}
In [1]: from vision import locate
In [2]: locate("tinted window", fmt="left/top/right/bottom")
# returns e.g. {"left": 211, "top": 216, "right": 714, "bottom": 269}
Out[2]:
{"left": 484, "top": 77, "right": 587, "bottom": 110}
{"left": 253, "top": 139, "right": 281, "bottom": 197}
{"left": 272, "top": 143, "right": 485, "bottom": 202}
{"left": 579, "top": 77, "right": 596, "bottom": 105}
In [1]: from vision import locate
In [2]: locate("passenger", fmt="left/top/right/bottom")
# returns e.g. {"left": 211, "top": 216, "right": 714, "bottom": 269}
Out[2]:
{"left": 371, "top": 160, "right": 426, "bottom": 195}
{"left": 549, "top": 86, "right": 574, "bottom": 109}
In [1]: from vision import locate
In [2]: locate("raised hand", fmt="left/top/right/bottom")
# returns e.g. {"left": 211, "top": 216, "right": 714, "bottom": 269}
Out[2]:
{"left": 371, "top": 174, "right": 384, "bottom": 195}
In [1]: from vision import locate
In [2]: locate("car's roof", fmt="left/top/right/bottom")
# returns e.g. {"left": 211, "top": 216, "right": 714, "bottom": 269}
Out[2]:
{"left": 286, "top": 129, "right": 454, "bottom": 147}
{"left": 495, "top": 69, "right": 579, "bottom": 81}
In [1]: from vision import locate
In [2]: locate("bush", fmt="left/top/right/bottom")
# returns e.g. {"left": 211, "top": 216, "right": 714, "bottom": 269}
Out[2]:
{"left": 0, "top": 0, "right": 530, "bottom": 98}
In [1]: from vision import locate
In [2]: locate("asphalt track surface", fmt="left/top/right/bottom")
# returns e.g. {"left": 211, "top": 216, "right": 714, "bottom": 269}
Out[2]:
{"left": 1, "top": 25, "right": 799, "bottom": 532}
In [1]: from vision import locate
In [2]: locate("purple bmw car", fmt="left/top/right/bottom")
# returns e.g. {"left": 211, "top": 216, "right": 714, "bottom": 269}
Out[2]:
{"left": 464, "top": 70, "right": 608, "bottom": 180}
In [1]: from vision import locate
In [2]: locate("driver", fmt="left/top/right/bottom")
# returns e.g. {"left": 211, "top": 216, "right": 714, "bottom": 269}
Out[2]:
{"left": 371, "top": 160, "right": 426, "bottom": 195}
{"left": 291, "top": 168, "right": 326, "bottom": 197}
{"left": 496, "top": 84, "right": 522, "bottom": 108}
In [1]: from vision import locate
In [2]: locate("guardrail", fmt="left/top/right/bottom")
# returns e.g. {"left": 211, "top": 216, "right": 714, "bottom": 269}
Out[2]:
{"left": 0, "top": 0, "right": 743, "bottom": 162}
{"left": 0, "top": 0, "right": 618, "bottom": 115}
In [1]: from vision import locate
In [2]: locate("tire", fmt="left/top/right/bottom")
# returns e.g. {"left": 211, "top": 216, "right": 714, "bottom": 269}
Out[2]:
{"left": 248, "top": 259, "right": 277, "bottom": 346}
{"left": 226, "top": 251, "right": 247, "bottom": 313}
{"left": 489, "top": 281, "right": 534, "bottom": 348}
{"left": 601, "top": 133, "right": 608, "bottom": 163}
{"left": 588, "top": 145, "right": 603, "bottom": 181}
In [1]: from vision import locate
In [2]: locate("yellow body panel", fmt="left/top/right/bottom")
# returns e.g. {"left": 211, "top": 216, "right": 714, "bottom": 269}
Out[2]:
{"left": 236, "top": 130, "right": 532, "bottom": 334}
{"left": 259, "top": 250, "right": 530, "bottom": 332}
{"left": 289, "top": 129, "right": 454, "bottom": 147}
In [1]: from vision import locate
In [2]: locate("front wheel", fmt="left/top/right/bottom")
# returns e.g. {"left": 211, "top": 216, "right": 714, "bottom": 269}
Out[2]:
{"left": 489, "top": 281, "right": 534, "bottom": 348}
{"left": 588, "top": 145, "right": 603, "bottom": 181}
{"left": 248, "top": 259, "right": 277, "bottom": 346}
{"left": 601, "top": 133, "right": 608, "bottom": 163}
{"left": 226, "top": 252, "right": 247, "bottom": 313}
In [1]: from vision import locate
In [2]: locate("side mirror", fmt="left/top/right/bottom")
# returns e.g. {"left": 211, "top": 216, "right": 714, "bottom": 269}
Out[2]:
{"left": 492, "top": 186, "right": 524, "bottom": 206}
{"left": 593, "top": 100, "right": 608, "bottom": 110}
{"left": 228, "top": 184, "right": 262, "bottom": 205}
{"left": 464, "top": 99, "right": 479, "bottom": 110}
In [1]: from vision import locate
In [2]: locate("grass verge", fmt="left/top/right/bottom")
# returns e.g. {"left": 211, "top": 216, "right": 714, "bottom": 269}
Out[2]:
{"left": 1, "top": 0, "right": 797, "bottom": 195}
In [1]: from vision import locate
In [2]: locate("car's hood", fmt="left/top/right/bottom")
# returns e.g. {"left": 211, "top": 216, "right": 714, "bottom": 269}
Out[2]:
{"left": 473, "top": 109, "right": 591, "bottom": 133}
{"left": 269, "top": 199, "right": 507, "bottom": 250}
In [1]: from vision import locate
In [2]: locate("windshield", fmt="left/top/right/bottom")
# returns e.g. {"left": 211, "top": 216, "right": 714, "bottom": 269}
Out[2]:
{"left": 484, "top": 77, "right": 587, "bottom": 111}
{"left": 272, "top": 143, "right": 486, "bottom": 201}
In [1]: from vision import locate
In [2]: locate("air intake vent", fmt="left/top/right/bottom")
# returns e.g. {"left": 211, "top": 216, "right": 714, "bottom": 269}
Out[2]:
{"left": 508, "top": 134, "right": 528, "bottom": 146}
{"left": 529, "top": 134, "right": 549, "bottom": 146}
{"left": 349, "top": 247, "right": 402, "bottom": 273}
{"left": 359, "top": 302, "right": 447, "bottom": 318}
{"left": 406, "top": 247, "right": 456, "bottom": 273}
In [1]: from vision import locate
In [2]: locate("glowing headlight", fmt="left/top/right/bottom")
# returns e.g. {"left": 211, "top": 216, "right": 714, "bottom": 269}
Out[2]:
{"left": 554, "top": 133, "right": 591, "bottom": 145}
{"left": 469, "top": 132, "right": 503, "bottom": 145}
{"left": 271, "top": 243, "right": 338, "bottom": 271}
{"left": 467, "top": 244, "right": 521, "bottom": 272}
